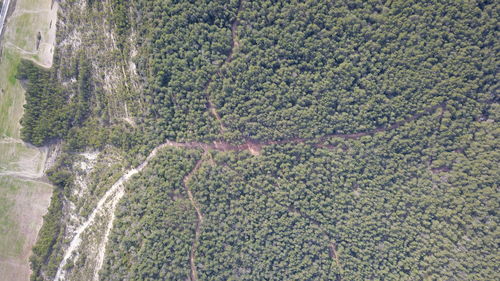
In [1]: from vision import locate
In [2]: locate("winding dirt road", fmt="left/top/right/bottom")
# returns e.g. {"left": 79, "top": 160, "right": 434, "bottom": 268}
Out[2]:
{"left": 51, "top": 2, "right": 447, "bottom": 275}
{"left": 162, "top": 102, "right": 446, "bottom": 155}
{"left": 203, "top": 0, "right": 244, "bottom": 134}
{"left": 183, "top": 158, "right": 205, "bottom": 281}
{"left": 55, "top": 99, "right": 445, "bottom": 280}
{"left": 54, "top": 144, "right": 170, "bottom": 281}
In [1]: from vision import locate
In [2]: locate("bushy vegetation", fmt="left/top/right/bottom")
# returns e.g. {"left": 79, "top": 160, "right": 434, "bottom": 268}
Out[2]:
{"left": 18, "top": 53, "right": 145, "bottom": 152}
{"left": 100, "top": 148, "right": 200, "bottom": 280}
{"left": 98, "top": 0, "right": 498, "bottom": 280}
{"left": 30, "top": 154, "right": 75, "bottom": 281}
{"left": 102, "top": 103, "right": 498, "bottom": 280}
{"left": 28, "top": 0, "right": 499, "bottom": 280}
{"left": 218, "top": 0, "right": 496, "bottom": 141}
{"left": 17, "top": 60, "right": 70, "bottom": 146}
{"left": 17, "top": 52, "right": 93, "bottom": 146}
{"left": 135, "top": 0, "right": 239, "bottom": 141}
{"left": 132, "top": 0, "right": 498, "bottom": 143}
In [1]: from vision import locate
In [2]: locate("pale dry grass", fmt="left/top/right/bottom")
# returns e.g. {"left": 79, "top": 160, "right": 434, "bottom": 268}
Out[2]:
{"left": 0, "top": 0, "right": 58, "bottom": 280}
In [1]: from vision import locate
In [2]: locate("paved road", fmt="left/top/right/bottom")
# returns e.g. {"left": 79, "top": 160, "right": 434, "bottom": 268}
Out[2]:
{"left": 0, "top": 0, "right": 12, "bottom": 39}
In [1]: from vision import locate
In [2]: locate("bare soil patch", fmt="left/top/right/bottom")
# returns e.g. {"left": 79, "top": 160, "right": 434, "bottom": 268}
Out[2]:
{"left": 0, "top": 0, "right": 58, "bottom": 280}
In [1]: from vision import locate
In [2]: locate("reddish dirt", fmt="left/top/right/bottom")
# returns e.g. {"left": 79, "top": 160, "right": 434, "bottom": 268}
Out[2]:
{"left": 156, "top": 8, "right": 446, "bottom": 275}
{"left": 165, "top": 102, "right": 446, "bottom": 155}
{"left": 153, "top": 102, "right": 447, "bottom": 281}
{"left": 182, "top": 158, "right": 205, "bottom": 281}
{"left": 169, "top": 99, "right": 443, "bottom": 277}
{"left": 203, "top": 0, "right": 244, "bottom": 134}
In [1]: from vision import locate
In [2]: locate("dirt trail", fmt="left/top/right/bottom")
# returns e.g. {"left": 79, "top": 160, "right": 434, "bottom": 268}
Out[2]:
{"left": 165, "top": 102, "right": 446, "bottom": 155}
{"left": 283, "top": 102, "right": 447, "bottom": 146}
{"left": 54, "top": 144, "right": 169, "bottom": 281}
{"left": 267, "top": 183, "right": 343, "bottom": 277}
{"left": 62, "top": 101, "right": 444, "bottom": 279}
{"left": 55, "top": 142, "right": 208, "bottom": 281}
{"left": 10, "top": 8, "right": 52, "bottom": 17}
{"left": 227, "top": 0, "right": 243, "bottom": 62}
{"left": 2, "top": 1, "right": 59, "bottom": 68}
{"left": 103, "top": 0, "right": 137, "bottom": 122}
{"left": 92, "top": 184, "right": 124, "bottom": 281}
{"left": 183, "top": 158, "right": 205, "bottom": 281}
{"left": 0, "top": 137, "right": 24, "bottom": 144}
{"left": 0, "top": 171, "right": 46, "bottom": 180}
{"left": 203, "top": 0, "right": 244, "bottom": 134}
{"left": 3, "top": 40, "right": 53, "bottom": 69}
{"left": 329, "top": 242, "right": 341, "bottom": 268}
{"left": 4, "top": 41, "right": 37, "bottom": 55}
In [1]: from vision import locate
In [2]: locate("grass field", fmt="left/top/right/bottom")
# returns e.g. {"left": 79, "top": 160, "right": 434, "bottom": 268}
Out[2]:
{"left": 0, "top": 176, "right": 52, "bottom": 260}
{"left": 0, "top": 47, "right": 24, "bottom": 138}
{"left": 0, "top": 176, "right": 52, "bottom": 281}
{"left": 0, "top": 0, "right": 58, "bottom": 279}
{"left": 0, "top": 141, "right": 47, "bottom": 176}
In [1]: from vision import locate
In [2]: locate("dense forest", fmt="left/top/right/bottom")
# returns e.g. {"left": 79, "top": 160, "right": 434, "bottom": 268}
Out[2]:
{"left": 132, "top": 0, "right": 497, "bottom": 143}
{"left": 101, "top": 104, "right": 498, "bottom": 280}
{"left": 17, "top": 60, "right": 69, "bottom": 146}
{"left": 17, "top": 52, "right": 94, "bottom": 146}
{"left": 24, "top": 0, "right": 498, "bottom": 280}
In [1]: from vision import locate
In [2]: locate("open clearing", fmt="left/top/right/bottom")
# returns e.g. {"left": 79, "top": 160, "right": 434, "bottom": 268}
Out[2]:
{"left": 0, "top": 0, "right": 58, "bottom": 279}
{"left": 0, "top": 176, "right": 52, "bottom": 281}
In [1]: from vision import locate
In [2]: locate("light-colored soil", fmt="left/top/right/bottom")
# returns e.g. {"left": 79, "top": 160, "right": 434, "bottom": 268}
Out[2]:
{"left": 0, "top": 0, "right": 58, "bottom": 280}
{"left": 0, "top": 176, "right": 52, "bottom": 281}
{"left": 59, "top": 101, "right": 445, "bottom": 280}
{"left": 54, "top": 144, "right": 172, "bottom": 281}
{"left": 2, "top": 0, "right": 58, "bottom": 68}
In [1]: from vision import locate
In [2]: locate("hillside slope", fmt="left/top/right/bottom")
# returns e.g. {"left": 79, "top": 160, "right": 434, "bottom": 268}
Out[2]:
{"left": 23, "top": 0, "right": 499, "bottom": 280}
